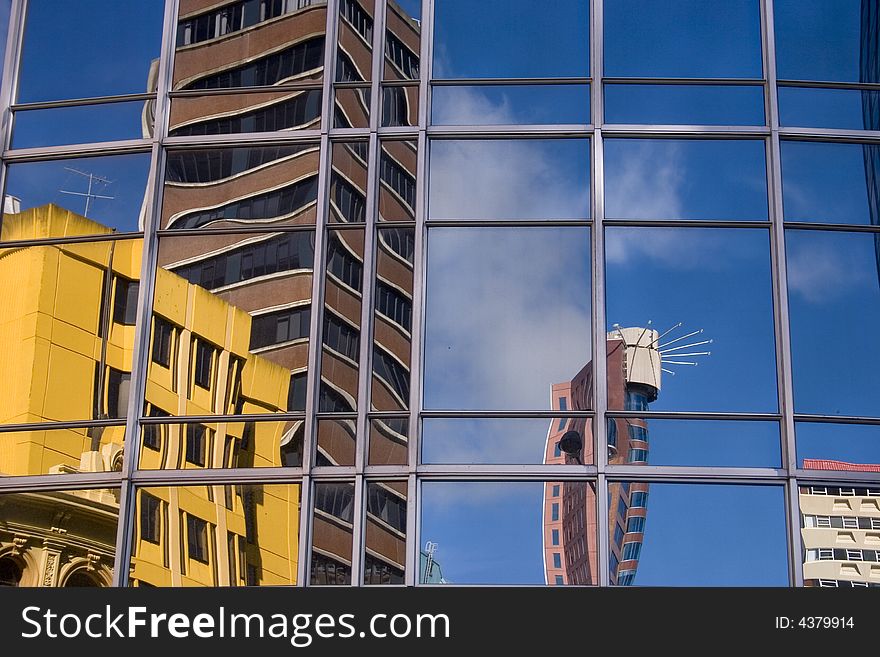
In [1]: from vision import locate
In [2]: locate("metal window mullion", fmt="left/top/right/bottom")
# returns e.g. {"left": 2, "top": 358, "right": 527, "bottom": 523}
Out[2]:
{"left": 763, "top": 0, "right": 803, "bottom": 587}
{"left": 349, "top": 473, "right": 365, "bottom": 585}
{"left": 591, "top": 0, "right": 611, "bottom": 588}
{"left": 296, "top": 474, "right": 313, "bottom": 585}
{"left": 406, "top": 0, "right": 433, "bottom": 587}
{"left": 0, "top": 0, "right": 27, "bottom": 191}
{"left": 0, "top": 472, "right": 124, "bottom": 493}
{"left": 113, "top": 0, "right": 180, "bottom": 587}
{"left": 298, "top": 0, "right": 340, "bottom": 586}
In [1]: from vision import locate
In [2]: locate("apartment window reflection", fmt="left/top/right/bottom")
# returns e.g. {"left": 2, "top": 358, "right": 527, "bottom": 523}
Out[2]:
{"left": 186, "top": 425, "right": 208, "bottom": 466}
{"left": 193, "top": 342, "right": 214, "bottom": 390}
{"left": 140, "top": 494, "right": 162, "bottom": 544}
{"left": 187, "top": 515, "right": 209, "bottom": 563}
{"left": 152, "top": 317, "right": 174, "bottom": 368}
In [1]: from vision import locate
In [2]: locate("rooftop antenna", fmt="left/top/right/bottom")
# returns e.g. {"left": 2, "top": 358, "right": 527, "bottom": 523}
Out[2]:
{"left": 60, "top": 167, "right": 114, "bottom": 217}
{"left": 656, "top": 322, "right": 713, "bottom": 372}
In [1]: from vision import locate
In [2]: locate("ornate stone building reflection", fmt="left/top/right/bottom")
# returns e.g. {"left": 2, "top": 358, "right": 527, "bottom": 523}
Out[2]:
{"left": 543, "top": 328, "right": 660, "bottom": 586}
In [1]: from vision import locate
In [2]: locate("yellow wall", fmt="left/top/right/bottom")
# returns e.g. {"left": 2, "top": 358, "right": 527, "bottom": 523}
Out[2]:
{"left": 1, "top": 204, "right": 299, "bottom": 586}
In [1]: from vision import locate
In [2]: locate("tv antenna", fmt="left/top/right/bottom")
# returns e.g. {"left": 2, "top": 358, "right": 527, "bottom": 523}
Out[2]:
{"left": 59, "top": 168, "right": 114, "bottom": 217}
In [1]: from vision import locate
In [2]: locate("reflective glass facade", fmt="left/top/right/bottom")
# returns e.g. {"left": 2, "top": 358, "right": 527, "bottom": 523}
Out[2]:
{"left": 0, "top": 0, "right": 878, "bottom": 588}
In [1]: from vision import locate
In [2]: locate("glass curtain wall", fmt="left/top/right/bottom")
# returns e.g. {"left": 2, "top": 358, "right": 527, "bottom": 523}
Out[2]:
{"left": 0, "top": 0, "right": 877, "bottom": 588}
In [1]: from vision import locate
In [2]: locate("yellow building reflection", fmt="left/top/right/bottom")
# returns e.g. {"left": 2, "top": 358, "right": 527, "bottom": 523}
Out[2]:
{"left": 0, "top": 204, "right": 300, "bottom": 586}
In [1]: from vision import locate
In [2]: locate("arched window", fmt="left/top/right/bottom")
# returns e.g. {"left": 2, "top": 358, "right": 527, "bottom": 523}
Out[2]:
{"left": 0, "top": 557, "right": 23, "bottom": 587}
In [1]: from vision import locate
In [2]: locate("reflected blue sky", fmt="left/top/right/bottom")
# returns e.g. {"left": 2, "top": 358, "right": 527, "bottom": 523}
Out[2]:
{"left": 633, "top": 419, "right": 781, "bottom": 467}
{"left": 605, "top": 227, "right": 778, "bottom": 413}
{"left": 421, "top": 482, "right": 549, "bottom": 584}
{"left": 393, "top": 0, "right": 421, "bottom": 21}
{"left": 422, "top": 417, "right": 590, "bottom": 465}
{"left": 429, "top": 139, "right": 590, "bottom": 220}
{"left": 787, "top": 230, "right": 880, "bottom": 417}
{"left": 782, "top": 141, "right": 875, "bottom": 224}
{"left": 604, "top": 84, "right": 765, "bottom": 126}
{"left": 3, "top": 154, "right": 152, "bottom": 233}
{"left": 424, "top": 227, "right": 591, "bottom": 410}
{"left": 604, "top": 139, "right": 768, "bottom": 220}
{"left": 630, "top": 484, "right": 789, "bottom": 586}
{"left": 774, "top": 0, "right": 869, "bottom": 82}
{"left": 604, "top": 0, "right": 762, "bottom": 78}
{"left": 432, "top": 85, "right": 589, "bottom": 125}
{"left": 797, "top": 422, "right": 880, "bottom": 467}
{"left": 13, "top": 101, "right": 150, "bottom": 148}
{"left": 421, "top": 482, "right": 789, "bottom": 585}
{"left": 432, "top": 0, "right": 588, "bottom": 79}
{"left": 778, "top": 87, "right": 878, "bottom": 130}
{"left": 18, "top": 0, "right": 163, "bottom": 103}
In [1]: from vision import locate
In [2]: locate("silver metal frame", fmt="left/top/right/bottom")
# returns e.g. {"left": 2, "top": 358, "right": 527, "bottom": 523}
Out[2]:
{"left": 0, "top": 0, "right": 877, "bottom": 589}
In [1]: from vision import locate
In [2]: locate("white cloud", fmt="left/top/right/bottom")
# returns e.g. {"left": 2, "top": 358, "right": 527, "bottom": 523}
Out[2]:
{"left": 787, "top": 235, "right": 873, "bottom": 303}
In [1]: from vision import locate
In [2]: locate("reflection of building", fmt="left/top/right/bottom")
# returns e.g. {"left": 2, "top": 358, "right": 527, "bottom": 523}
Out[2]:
{"left": 800, "top": 459, "right": 880, "bottom": 588}
{"left": 159, "top": 0, "right": 418, "bottom": 584}
{"left": 0, "top": 205, "right": 298, "bottom": 586}
{"left": 543, "top": 328, "right": 660, "bottom": 586}
{"left": 0, "top": 490, "right": 118, "bottom": 587}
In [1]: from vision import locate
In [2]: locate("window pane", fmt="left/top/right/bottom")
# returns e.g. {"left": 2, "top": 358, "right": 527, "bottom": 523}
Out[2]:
{"left": 429, "top": 139, "right": 590, "bottom": 220}
{"left": 433, "top": 0, "right": 589, "bottom": 79}
{"left": 316, "top": 418, "right": 356, "bottom": 467}
{"left": 0, "top": 488, "right": 120, "bottom": 586}
{"left": 604, "top": 139, "right": 768, "bottom": 220}
{"left": 162, "top": 144, "right": 320, "bottom": 230}
{"left": 422, "top": 417, "right": 595, "bottom": 466}
{"left": 786, "top": 230, "right": 880, "bottom": 417}
{"left": 336, "top": 0, "right": 375, "bottom": 83}
{"left": 330, "top": 141, "right": 369, "bottom": 224}
{"left": 18, "top": 0, "right": 164, "bottom": 102}
{"left": 778, "top": 87, "right": 880, "bottom": 131}
{"left": 12, "top": 102, "right": 153, "bottom": 149}
{"left": 0, "top": 237, "right": 141, "bottom": 426}
{"left": 380, "top": 85, "right": 418, "bottom": 127}
{"left": 774, "top": 0, "right": 877, "bottom": 83}
{"left": 137, "top": 420, "right": 305, "bottom": 470}
{"left": 425, "top": 227, "right": 591, "bottom": 410}
{"left": 603, "top": 419, "right": 781, "bottom": 468}
{"left": 364, "top": 481, "right": 407, "bottom": 585}
{"left": 432, "top": 85, "right": 590, "bottom": 126}
{"left": 369, "top": 417, "right": 409, "bottom": 466}
{"left": 311, "top": 481, "right": 355, "bottom": 585}
{"left": 797, "top": 423, "right": 880, "bottom": 471}
{"left": 604, "top": 0, "right": 762, "bottom": 78}
{"left": 799, "top": 483, "right": 880, "bottom": 587}
{"left": 130, "top": 484, "right": 300, "bottom": 586}
{"left": 372, "top": 226, "right": 414, "bottom": 411}
{"left": 782, "top": 141, "right": 880, "bottom": 226}
{"left": 384, "top": 0, "right": 421, "bottom": 81}
{"left": 335, "top": 86, "right": 371, "bottom": 128}
{"left": 605, "top": 227, "right": 777, "bottom": 413}
{"left": 173, "top": 1, "right": 326, "bottom": 90}
{"left": 420, "top": 481, "right": 597, "bottom": 585}
{"left": 0, "top": 426, "right": 126, "bottom": 476}
{"left": 603, "top": 85, "right": 764, "bottom": 126}
{"left": 151, "top": 231, "right": 315, "bottom": 417}
{"left": 322, "top": 229, "right": 364, "bottom": 413}
{"left": 610, "top": 483, "right": 788, "bottom": 586}
{"left": 378, "top": 141, "right": 418, "bottom": 223}
{"left": 168, "top": 90, "right": 323, "bottom": 137}
{"left": 2, "top": 154, "right": 152, "bottom": 238}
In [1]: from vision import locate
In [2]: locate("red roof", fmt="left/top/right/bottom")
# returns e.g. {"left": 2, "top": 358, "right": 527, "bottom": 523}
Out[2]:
{"left": 802, "top": 459, "right": 880, "bottom": 473}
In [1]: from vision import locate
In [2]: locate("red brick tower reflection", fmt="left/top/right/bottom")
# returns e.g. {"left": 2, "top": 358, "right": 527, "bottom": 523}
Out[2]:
{"left": 543, "top": 327, "right": 663, "bottom": 586}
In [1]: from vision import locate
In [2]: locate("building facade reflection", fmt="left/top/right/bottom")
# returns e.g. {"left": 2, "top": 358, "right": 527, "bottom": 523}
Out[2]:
{"left": 800, "top": 460, "right": 880, "bottom": 588}
{"left": 543, "top": 327, "right": 660, "bottom": 586}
